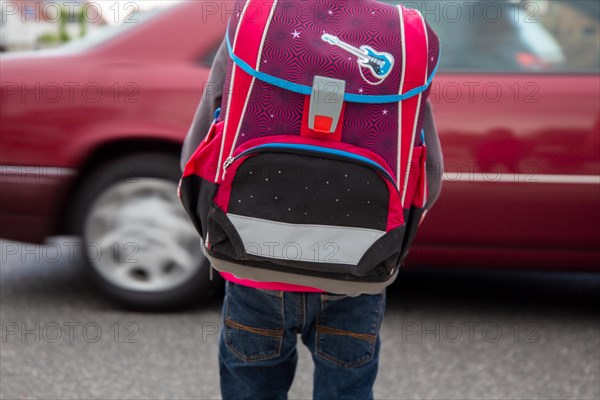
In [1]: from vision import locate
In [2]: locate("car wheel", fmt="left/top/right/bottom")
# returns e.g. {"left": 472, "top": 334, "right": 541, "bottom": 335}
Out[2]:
{"left": 69, "top": 152, "right": 221, "bottom": 310}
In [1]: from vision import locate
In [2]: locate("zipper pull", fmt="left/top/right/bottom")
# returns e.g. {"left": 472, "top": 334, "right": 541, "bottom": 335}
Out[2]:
{"left": 223, "top": 157, "right": 234, "bottom": 170}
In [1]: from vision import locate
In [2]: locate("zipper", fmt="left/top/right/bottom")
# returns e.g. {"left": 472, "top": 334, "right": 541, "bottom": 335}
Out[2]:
{"left": 223, "top": 156, "right": 235, "bottom": 170}
{"left": 223, "top": 143, "right": 397, "bottom": 187}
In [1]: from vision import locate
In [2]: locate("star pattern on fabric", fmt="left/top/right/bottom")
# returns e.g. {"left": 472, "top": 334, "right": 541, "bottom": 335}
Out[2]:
{"left": 291, "top": 30, "right": 301, "bottom": 39}
{"left": 382, "top": 109, "right": 388, "bottom": 116}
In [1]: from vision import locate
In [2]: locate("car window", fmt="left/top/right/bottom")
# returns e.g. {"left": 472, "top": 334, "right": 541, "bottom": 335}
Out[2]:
{"left": 392, "top": 0, "right": 600, "bottom": 73}
{"left": 536, "top": 1, "right": 600, "bottom": 72}
{"left": 58, "top": 3, "right": 180, "bottom": 52}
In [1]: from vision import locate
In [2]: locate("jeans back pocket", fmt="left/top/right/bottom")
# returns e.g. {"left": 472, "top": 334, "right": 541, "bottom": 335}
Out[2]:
{"left": 223, "top": 282, "right": 285, "bottom": 362}
{"left": 316, "top": 292, "right": 386, "bottom": 368}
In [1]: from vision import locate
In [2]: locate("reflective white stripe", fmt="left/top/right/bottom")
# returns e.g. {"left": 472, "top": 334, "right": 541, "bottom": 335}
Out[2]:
{"left": 396, "top": 5, "right": 407, "bottom": 188}
{"left": 401, "top": 10, "right": 428, "bottom": 205}
{"left": 225, "top": 0, "right": 279, "bottom": 180}
{"left": 443, "top": 173, "right": 600, "bottom": 184}
{"left": 227, "top": 214, "right": 385, "bottom": 265}
{"left": 215, "top": 1, "right": 251, "bottom": 181}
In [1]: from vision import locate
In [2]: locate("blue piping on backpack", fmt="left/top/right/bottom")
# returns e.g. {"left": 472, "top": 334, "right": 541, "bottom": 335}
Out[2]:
{"left": 233, "top": 143, "right": 395, "bottom": 183}
{"left": 224, "top": 24, "right": 440, "bottom": 104}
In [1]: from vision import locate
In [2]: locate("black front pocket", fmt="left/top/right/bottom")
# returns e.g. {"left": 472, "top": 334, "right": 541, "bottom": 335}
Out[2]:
{"left": 222, "top": 151, "right": 393, "bottom": 275}
{"left": 227, "top": 152, "right": 390, "bottom": 230}
{"left": 206, "top": 145, "right": 406, "bottom": 283}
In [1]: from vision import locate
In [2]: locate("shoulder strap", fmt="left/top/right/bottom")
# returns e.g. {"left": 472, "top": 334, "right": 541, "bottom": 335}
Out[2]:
{"left": 398, "top": 7, "right": 431, "bottom": 203}
{"left": 216, "top": 0, "right": 279, "bottom": 181}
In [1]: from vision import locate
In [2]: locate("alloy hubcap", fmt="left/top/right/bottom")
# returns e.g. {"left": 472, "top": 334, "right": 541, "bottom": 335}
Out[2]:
{"left": 84, "top": 178, "right": 203, "bottom": 292}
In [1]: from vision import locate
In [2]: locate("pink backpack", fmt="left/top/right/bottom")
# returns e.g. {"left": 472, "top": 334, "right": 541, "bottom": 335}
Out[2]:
{"left": 181, "top": 0, "right": 440, "bottom": 295}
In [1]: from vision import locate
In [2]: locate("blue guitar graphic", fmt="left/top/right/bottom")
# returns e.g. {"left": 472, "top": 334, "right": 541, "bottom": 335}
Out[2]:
{"left": 322, "top": 34, "right": 394, "bottom": 85}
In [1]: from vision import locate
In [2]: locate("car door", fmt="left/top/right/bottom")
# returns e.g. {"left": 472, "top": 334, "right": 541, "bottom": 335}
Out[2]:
{"left": 409, "top": 0, "right": 600, "bottom": 268}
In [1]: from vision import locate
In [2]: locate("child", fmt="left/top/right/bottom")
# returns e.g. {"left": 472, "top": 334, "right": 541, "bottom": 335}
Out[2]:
{"left": 181, "top": 1, "right": 442, "bottom": 398}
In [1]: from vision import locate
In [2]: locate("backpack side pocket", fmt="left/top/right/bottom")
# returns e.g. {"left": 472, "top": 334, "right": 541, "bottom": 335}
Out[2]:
{"left": 179, "top": 121, "right": 225, "bottom": 240}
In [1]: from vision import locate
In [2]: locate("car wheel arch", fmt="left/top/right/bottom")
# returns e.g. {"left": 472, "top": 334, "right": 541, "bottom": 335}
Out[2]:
{"left": 58, "top": 137, "right": 183, "bottom": 236}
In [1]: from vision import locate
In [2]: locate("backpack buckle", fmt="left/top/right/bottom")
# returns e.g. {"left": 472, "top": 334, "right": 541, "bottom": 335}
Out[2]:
{"left": 308, "top": 76, "right": 346, "bottom": 134}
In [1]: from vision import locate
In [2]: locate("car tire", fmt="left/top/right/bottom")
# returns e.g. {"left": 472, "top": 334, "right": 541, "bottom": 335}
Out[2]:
{"left": 69, "top": 152, "right": 222, "bottom": 310}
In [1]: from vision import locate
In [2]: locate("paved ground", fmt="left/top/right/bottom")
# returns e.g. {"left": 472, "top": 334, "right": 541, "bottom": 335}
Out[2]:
{"left": 1, "top": 239, "right": 599, "bottom": 400}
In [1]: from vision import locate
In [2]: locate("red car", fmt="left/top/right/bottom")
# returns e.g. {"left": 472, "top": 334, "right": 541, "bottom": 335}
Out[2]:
{"left": 1, "top": 1, "right": 598, "bottom": 308}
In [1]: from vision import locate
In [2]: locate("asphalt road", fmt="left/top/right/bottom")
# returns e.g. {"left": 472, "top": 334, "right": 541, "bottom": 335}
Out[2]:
{"left": 1, "top": 239, "right": 599, "bottom": 400}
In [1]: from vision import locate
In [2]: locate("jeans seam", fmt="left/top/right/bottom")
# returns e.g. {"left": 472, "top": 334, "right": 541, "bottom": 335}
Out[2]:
{"left": 315, "top": 345, "right": 377, "bottom": 368}
{"left": 299, "top": 293, "right": 306, "bottom": 333}
{"left": 225, "top": 343, "right": 283, "bottom": 363}
{"left": 316, "top": 325, "right": 377, "bottom": 342}
{"left": 225, "top": 319, "right": 284, "bottom": 338}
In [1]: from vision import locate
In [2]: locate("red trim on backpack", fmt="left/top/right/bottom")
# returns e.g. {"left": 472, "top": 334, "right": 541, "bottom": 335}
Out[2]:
{"left": 385, "top": 178, "right": 404, "bottom": 232}
{"left": 213, "top": 152, "right": 254, "bottom": 213}
{"left": 232, "top": 135, "right": 397, "bottom": 179}
{"left": 218, "top": 0, "right": 277, "bottom": 182}
{"left": 182, "top": 121, "right": 225, "bottom": 182}
{"left": 398, "top": 8, "right": 428, "bottom": 207}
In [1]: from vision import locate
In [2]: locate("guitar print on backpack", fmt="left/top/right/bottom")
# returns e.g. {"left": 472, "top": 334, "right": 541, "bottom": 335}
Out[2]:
{"left": 321, "top": 33, "right": 395, "bottom": 85}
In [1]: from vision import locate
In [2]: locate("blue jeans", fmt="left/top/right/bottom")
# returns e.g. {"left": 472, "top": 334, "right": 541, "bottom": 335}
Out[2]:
{"left": 219, "top": 281, "right": 386, "bottom": 400}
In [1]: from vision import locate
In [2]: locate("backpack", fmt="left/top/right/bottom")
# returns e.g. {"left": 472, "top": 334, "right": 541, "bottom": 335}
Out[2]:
{"left": 180, "top": 0, "right": 440, "bottom": 295}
